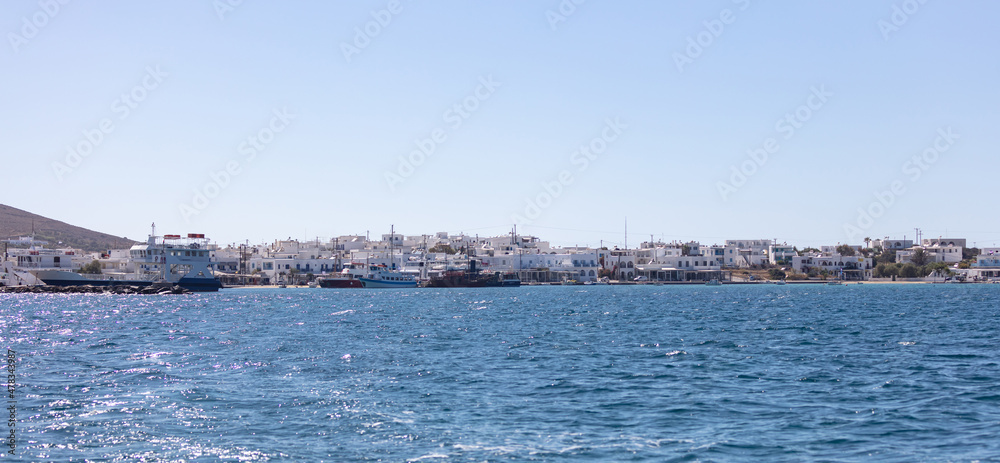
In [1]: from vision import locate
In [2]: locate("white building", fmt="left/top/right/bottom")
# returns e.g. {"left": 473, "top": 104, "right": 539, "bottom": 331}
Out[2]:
{"left": 768, "top": 244, "right": 797, "bottom": 265}
{"left": 965, "top": 248, "right": 1000, "bottom": 281}
{"left": 725, "top": 239, "right": 772, "bottom": 267}
{"left": 630, "top": 241, "right": 728, "bottom": 282}
{"left": 792, "top": 248, "right": 873, "bottom": 280}
{"left": 896, "top": 245, "right": 963, "bottom": 264}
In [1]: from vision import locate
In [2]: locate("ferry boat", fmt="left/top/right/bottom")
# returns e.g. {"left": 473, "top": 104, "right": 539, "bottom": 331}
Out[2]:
{"left": 31, "top": 229, "right": 223, "bottom": 292}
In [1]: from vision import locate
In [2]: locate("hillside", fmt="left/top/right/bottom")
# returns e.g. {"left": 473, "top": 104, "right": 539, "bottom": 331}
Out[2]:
{"left": 0, "top": 204, "right": 136, "bottom": 252}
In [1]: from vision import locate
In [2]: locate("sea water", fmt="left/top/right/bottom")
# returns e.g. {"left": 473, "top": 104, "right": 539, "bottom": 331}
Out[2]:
{"left": 2, "top": 284, "right": 999, "bottom": 461}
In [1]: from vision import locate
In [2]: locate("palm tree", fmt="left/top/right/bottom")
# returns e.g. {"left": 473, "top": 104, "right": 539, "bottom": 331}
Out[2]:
{"left": 864, "top": 237, "right": 871, "bottom": 250}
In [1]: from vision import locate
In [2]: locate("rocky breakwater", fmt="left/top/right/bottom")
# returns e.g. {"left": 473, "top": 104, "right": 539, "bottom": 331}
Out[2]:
{"left": 0, "top": 284, "right": 191, "bottom": 295}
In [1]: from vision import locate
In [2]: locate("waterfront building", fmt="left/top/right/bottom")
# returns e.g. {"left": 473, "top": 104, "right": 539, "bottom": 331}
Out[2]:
{"left": 768, "top": 244, "right": 798, "bottom": 265}
{"left": 896, "top": 244, "right": 963, "bottom": 264}
{"left": 792, "top": 248, "right": 873, "bottom": 281}
{"left": 965, "top": 248, "right": 1000, "bottom": 281}
{"left": 629, "top": 241, "right": 729, "bottom": 282}
{"left": 724, "top": 239, "right": 772, "bottom": 267}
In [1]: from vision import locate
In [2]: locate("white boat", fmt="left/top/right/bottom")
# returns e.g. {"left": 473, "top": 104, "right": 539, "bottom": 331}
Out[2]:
{"left": 31, "top": 226, "right": 222, "bottom": 292}
{"left": 358, "top": 225, "right": 418, "bottom": 288}
{"left": 359, "top": 265, "right": 418, "bottom": 288}
{"left": 706, "top": 279, "right": 721, "bottom": 286}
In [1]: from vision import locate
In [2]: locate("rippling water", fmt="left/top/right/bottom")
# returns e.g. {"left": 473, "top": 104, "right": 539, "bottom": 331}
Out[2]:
{"left": 3, "top": 284, "right": 1000, "bottom": 461}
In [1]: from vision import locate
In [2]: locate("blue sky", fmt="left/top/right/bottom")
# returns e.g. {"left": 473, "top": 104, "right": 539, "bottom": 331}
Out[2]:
{"left": 3, "top": 1, "right": 999, "bottom": 249}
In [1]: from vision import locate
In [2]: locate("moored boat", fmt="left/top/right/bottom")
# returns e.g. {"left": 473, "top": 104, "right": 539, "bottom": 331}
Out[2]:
{"left": 31, "top": 228, "right": 222, "bottom": 292}
{"left": 425, "top": 259, "right": 520, "bottom": 288}
{"left": 358, "top": 264, "right": 418, "bottom": 288}
{"left": 316, "top": 262, "right": 366, "bottom": 288}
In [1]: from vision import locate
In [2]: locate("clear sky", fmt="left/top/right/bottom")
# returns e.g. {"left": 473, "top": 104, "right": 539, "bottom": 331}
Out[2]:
{"left": 4, "top": 1, "right": 999, "bottom": 249}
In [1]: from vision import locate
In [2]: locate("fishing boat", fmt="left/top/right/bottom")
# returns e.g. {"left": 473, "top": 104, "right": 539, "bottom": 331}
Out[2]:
{"left": 426, "top": 259, "right": 520, "bottom": 288}
{"left": 359, "top": 264, "right": 418, "bottom": 288}
{"left": 357, "top": 225, "right": 419, "bottom": 288}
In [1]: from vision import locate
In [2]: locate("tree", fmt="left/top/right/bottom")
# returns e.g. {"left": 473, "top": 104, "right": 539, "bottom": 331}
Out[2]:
{"left": 899, "top": 263, "right": 919, "bottom": 278}
{"left": 78, "top": 260, "right": 102, "bottom": 274}
{"left": 875, "top": 249, "right": 897, "bottom": 266}
{"left": 910, "top": 248, "right": 930, "bottom": 266}
{"left": 836, "top": 244, "right": 856, "bottom": 256}
{"left": 768, "top": 268, "right": 786, "bottom": 280}
{"left": 875, "top": 262, "right": 899, "bottom": 278}
{"left": 429, "top": 244, "right": 457, "bottom": 254}
{"left": 924, "top": 262, "right": 951, "bottom": 277}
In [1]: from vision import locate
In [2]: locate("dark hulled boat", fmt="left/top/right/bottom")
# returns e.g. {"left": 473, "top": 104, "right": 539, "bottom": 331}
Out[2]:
{"left": 425, "top": 260, "right": 520, "bottom": 288}
{"left": 316, "top": 263, "right": 365, "bottom": 288}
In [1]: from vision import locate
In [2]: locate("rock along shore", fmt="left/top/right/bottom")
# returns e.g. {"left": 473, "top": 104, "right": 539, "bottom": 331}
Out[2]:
{"left": 0, "top": 284, "right": 191, "bottom": 295}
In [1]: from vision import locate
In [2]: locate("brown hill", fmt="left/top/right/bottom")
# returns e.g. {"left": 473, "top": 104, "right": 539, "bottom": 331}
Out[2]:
{"left": 0, "top": 204, "right": 136, "bottom": 252}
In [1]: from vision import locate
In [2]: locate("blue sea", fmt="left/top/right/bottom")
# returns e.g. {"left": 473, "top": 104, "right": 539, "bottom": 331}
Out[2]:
{"left": 3, "top": 284, "right": 1000, "bottom": 461}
